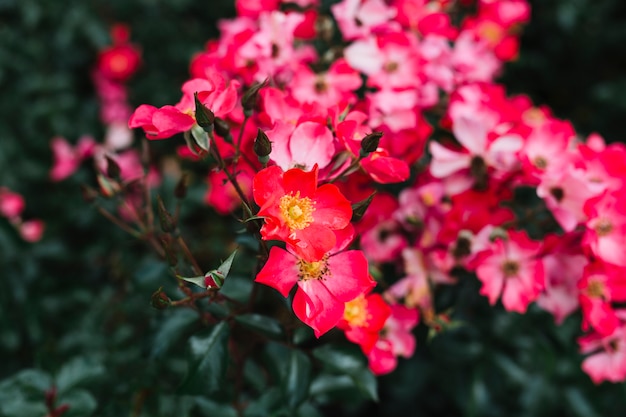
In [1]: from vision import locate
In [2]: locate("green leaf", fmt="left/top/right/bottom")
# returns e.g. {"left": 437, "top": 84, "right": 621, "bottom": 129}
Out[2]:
{"left": 235, "top": 314, "right": 285, "bottom": 340}
{"left": 220, "top": 276, "right": 253, "bottom": 304}
{"left": 58, "top": 389, "right": 97, "bottom": 417}
{"left": 350, "top": 367, "right": 378, "bottom": 402}
{"left": 312, "top": 344, "right": 378, "bottom": 402}
{"left": 194, "top": 397, "right": 238, "bottom": 417}
{"left": 177, "top": 274, "right": 206, "bottom": 289}
{"left": 151, "top": 309, "right": 198, "bottom": 358}
{"left": 6, "top": 369, "right": 51, "bottom": 392}
{"left": 179, "top": 321, "right": 230, "bottom": 396}
{"left": 216, "top": 249, "right": 237, "bottom": 277}
{"left": 243, "top": 387, "right": 282, "bottom": 417}
{"left": 282, "top": 349, "right": 312, "bottom": 411}
{"left": 297, "top": 402, "right": 324, "bottom": 417}
{"left": 56, "top": 357, "right": 105, "bottom": 393}
{"left": 191, "top": 124, "right": 210, "bottom": 151}
{"left": 183, "top": 130, "right": 201, "bottom": 156}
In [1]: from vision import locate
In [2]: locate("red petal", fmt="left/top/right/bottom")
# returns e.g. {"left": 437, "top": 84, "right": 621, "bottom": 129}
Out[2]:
{"left": 313, "top": 184, "right": 352, "bottom": 230}
{"left": 293, "top": 281, "right": 344, "bottom": 337}
{"left": 361, "top": 155, "right": 410, "bottom": 184}
{"left": 325, "top": 250, "right": 375, "bottom": 302}
{"left": 253, "top": 166, "right": 284, "bottom": 207}
{"left": 290, "top": 223, "right": 336, "bottom": 262}
{"left": 255, "top": 247, "right": 299, "bottom": 297}
{"left": 128, "top": 104, "right": 157, "bottom": 128}
{"left": 283, "top": 165, "right": 318, "bottom": 198}
{"left": 152, "top": 106, "right": 195, "bottom": 134}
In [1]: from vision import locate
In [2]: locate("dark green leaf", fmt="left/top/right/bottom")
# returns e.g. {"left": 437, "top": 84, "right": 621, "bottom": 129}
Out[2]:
{"left": 282, "top": 349, "right": 312, "bottom": 411}
{"left": 194, "top": 397, "right": 238, "bottom": 417}
{"left": 243, "top": 387, "right": 282, "bottom": 417}
{"left": 56, "top": 357, "right": 104, "bottom": 393}
{"left": 235, "top": 314, "right": 285, "bottom": 340}
{"left": 179, "top": 321, "right": 230, "bottom": 396}
{"left": 58, "top": 389, "right": 97, "bottom": 417}
{"left": 151, "top": 309, "right": 198, "bottom": 358}
{"left": 312, "top": 344, "right": 378, "bottom": 402}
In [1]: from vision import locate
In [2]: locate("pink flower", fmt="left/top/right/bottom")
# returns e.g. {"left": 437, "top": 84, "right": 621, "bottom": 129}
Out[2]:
{"left": 289, "top": 59, "right": 362, "bottom": 108}
{"left": 578, "top": 261, "right": 626, "bottom": 336}
{"left": 536, "top": 233, "right": 585, "bottom": 324}
{"left": 583, "top": 191, "right": 626, "bottom": 267}
{"left": 267, "top": 121, "right": 336, "bottom": 171}
{"left": 50, "top": 136, "right": 97, "bottom": 182}
{"left": 256, "top": 242, "right": 375, "bottom": 337}
{"left": 19, "top": 219, "right": 45, "bottom": 243}
{"left": 471, "top": 230, "right": 545, "bottom": 313}
{"left": 537, "top": 166, "right": 603, "bottom": 232}
{"left": 366, "top": 304, "right": 419, "bottom": 375}
{"left": 0, "top": 187, "right": 25, "bottom": 219}
{"left": 338, "top": 292, "right": 392, "bottom": 353}
{"left": 331, "top": 0, "right": 396, "bottom": 41}
{"left": 579, "top": 324, "right": 626, "bottom": 384}
{"left": 129, "top": 73, "right": 239, "bottom": 140}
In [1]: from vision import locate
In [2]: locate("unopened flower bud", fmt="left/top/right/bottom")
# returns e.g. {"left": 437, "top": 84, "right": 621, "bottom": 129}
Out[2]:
{"left": 351, "top": 191, "right": 376, "bottom": 223}
{"left": 204, "top": 271, "right": 224, "bottom": 289}
{"left": 254, "top": 129, "right": 272, "bottom": 164}
{"left": 97, "top": 174, "right": 119, "bottom": 197}
{"left": 151, "top": 287, "right": 171, "bottom": 310}
{"left": 214, "top": 117, "right": 233, "bottom": 143}
{"left": 360, "top": 131, "right": 383, "bottom": 156}
{"left": 105, "top": 155, "right": 121, "bottom": 179}
{"left": 194, "top": 92, "right": 215, "bottom": 133}
{"left": 241, "top": 79, "right": 268, "bottom": 116}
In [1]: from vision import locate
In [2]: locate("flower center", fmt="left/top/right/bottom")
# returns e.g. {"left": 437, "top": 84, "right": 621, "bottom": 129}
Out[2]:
{"left": 586, "top": 279, "right": 606, "bottom": 298}
{"left": 314, "top": 77, "right": 328, "bottom": 93}
{"left": 297, "top": 255, "right": 329, "bottom": 281}
{"left": 383, "top": 61, "right": 399, "bottom": 73}
{"left": 595, "top": 218, "right": 613, "bottom": 236}
{"left": 344, "top": 295, "right": 368, "bottom": 327}
{"left": 279, "top": 192, "right": 315, "bottom": 230}
{"left": 502, "top": 260, "right": 520, "bottom": 278}
{"left": 550, "top": 187, "right": 564, "bottom": 202}
{"left": 533, "top": 156, "right": 548, "bottom": 170}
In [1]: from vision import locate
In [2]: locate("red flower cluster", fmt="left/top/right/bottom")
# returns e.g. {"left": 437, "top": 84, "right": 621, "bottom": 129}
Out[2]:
{"left": 124, "top": 0, "right": 626, "bottom": 383}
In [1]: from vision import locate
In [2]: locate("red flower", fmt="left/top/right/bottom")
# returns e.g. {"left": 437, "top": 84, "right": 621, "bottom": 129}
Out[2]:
{"left": 253, "top": 165, "right": 352, "bottom": 261}
{"left": 256, "top": 244, "right": 375, "bottom": 337}
{"left": 338, "top": 292, "right": 391, "bottom": 354}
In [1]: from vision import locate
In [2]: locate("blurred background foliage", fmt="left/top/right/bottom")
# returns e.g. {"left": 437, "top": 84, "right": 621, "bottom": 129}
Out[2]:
{"left": 1, "top": 0, "right": 626, "bottom": 416}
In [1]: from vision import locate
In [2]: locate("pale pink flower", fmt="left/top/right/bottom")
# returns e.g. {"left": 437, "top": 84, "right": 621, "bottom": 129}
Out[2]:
{"left": 472, "top": 230, "right": 545, "bottom": 313}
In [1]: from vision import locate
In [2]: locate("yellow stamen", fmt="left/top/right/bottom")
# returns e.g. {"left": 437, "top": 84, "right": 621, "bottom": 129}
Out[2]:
{"left": 297, "top": 255, "right": 330, "bottom": 281}
{"left": 344, "top": 295, "right": 368, "bottom": 327}
{"left": 586, "top": 279, "right": 606, "bottom": 299}
{"left": 279, "top": 191, "right": 315, "bottom": 230}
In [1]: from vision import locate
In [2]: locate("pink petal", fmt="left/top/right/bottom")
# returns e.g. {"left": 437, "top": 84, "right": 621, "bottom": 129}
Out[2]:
{"left": 293, "top": 281, "right": 344, "bottom": 337}
{"left": 255, "top": 247, "right": 299, "bottom": 297}
{"left": 324, "top": 250, "right": 375, "bottom": 302}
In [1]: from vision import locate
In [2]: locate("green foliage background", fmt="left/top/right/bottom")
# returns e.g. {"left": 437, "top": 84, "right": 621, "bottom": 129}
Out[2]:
{"left": 1, "top": 0, "right": 626, "bottom": 416}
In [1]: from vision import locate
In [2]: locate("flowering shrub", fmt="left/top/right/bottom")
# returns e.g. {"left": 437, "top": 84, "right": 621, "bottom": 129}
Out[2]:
{"left": 4, "top": 0, "right": 626, "bottom": 416}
